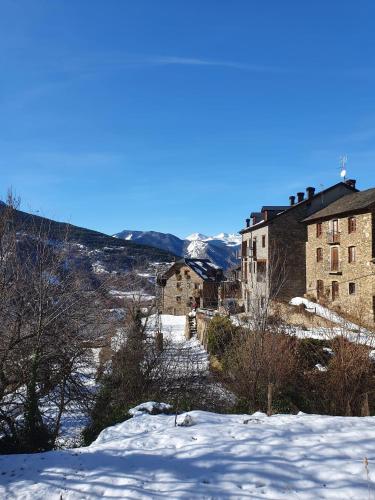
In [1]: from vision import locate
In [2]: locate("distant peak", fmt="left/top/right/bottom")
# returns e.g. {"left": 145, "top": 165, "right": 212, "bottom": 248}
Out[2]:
{"left": 185, "top": 232, "right": 208, "bottom": 241}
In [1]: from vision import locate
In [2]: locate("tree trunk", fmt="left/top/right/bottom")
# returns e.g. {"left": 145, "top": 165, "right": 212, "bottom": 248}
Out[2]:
{"left": 267, "top": 382, "right": 273, "bottom": 416}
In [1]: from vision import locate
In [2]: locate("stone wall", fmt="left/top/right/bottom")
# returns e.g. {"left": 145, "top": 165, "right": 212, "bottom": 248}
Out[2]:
{"left": 240, "top": 183, "right": 357, "bottom": 310}
{"left": 306, "top": 210, "right": 375, "bottom": 326}
{"left": 162, "top": 264, "right": 202, "bottom": 315}
{"left": 195, "top": 312, "right": 211, "bottom": 350}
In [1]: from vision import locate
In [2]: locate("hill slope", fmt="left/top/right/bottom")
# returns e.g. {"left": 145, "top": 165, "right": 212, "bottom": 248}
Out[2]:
{"left": 1, "top": 206, "right": 176, "bottom": 273}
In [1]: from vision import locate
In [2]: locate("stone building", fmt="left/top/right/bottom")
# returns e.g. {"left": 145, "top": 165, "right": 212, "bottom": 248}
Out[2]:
{"left": 240, "top": 181, "right": 358, "bottom": 312}
{"left": 304, "top": 187, "right": 375, "bottom": 326}
{"left": 158, "top": 258, "right": 223, "bottom": 315}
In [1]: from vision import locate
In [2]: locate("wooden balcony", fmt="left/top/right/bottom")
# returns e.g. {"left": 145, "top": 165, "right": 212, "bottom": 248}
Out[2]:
{"left": 324, "top": 261, "right": 342, "bottom": 274}
{"left": 326, "top": 231, "right": 341, "bottom": 244}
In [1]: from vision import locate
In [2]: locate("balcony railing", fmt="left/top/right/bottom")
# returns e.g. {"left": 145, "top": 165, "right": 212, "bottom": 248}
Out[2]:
{"left": 326, "top": 231, "right": 341, "bottom": 244}
{"left": 324, "top": 261, "right": 342, "bottom": 274}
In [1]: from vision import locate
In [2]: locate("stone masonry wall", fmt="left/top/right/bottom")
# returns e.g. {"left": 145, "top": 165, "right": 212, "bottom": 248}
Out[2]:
{"left": 162, "top": 264, "right": 202, "bottom": 315}
{"left": 306, "top": 210, "right": 375, "bottom": 326}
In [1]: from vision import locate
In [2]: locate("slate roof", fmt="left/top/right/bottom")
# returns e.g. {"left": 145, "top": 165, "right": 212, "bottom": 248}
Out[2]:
{"left": 261, "top": 206, "right": 289, "bottom": 212}
{"left": 184, "top": 258, "right": 223, "bottom": 282}
{"left": 240, "top": 181, "right": 358, "bottom": 234}
{"left": 303, "top": 187, "right": 375, "bottom": 223}
{"left": 163, "top": 258, "right": 223, "bottom": 282}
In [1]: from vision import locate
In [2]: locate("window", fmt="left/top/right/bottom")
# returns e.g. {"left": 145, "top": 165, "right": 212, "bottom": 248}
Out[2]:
{"left": 331, "top": 219, "right": 339, "bottom": 233}
{"left": 349, "top": 282, "right": 356, "bottom": 295}
{"left": 316, "top": 222, "right": 322, "bottom": 238}
{"left": 348, "top": 217, "right": 357, "bottom": 234}
{"left": 332, "top": 281, "right": 339, "bottom": 301}
{"left": 316, "top": 247, "right": 323, "bottom": 262}
{"left": 330, "top": 247, "right": 339, "bottom": 272}
{"left": 348, "top": 246, "right": 356, "bottom": 263}
{"left": 241, "top": 240, "right": 247, "bottom": 258}
{"left": 262, "top": 235, "right": 266, "bottom": 248}
{"left": 252, "top": 239, "right": 257, "bottom": 259}
{"left": 176, "top": 296, "right": 181, "bottom": 303}
{"left": 317, "top": 280, "right": 324, "bottom": 299}
{"left": 257, "top": 261, "right": 267, "bottom": 283}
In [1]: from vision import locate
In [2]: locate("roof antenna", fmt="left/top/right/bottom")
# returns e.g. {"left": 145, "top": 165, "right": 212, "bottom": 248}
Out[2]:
{"left": 340, "top": 155, "right": 348, "bottom": 181}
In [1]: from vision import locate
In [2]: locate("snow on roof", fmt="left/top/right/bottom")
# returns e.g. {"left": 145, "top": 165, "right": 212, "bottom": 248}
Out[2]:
{"left": 184, "top": 258, "right": 223, "bottom": 281}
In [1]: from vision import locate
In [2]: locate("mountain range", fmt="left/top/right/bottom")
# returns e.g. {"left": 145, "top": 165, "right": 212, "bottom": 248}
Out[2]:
{"left": 0, "top": 205, "right": 176, "bottom": 276}
{"left": 114, "top": 230, "right": 241, "bottom": 270}
{"left": 0, "top": 201, "right": 240, "bottom": 274}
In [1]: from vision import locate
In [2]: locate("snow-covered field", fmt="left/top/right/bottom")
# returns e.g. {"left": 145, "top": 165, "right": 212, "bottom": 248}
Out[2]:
{"left": 1, "top": 409, "right": 374, "bottom": 499}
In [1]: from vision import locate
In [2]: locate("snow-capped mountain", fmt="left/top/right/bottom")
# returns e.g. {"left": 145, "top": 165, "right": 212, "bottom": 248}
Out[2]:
{"left": 114, "top": 229, "right": 241, "bottom": 270}
{"left": 185, "top": 232, "right": 209, "bottom": 242}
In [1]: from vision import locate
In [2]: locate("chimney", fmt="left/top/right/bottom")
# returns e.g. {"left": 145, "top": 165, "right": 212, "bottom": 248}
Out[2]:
{"left": 346, "top": 179, "right": 356, "bottom": 189}
{"left": 289, "top": 195, "right": 295, "bottom": 206}
{"left": 297, "top": 192, "right": 305, "bottom": 203}
{"left": 245, "top": 218, "right": 250, "bottom": 228}
{"left": 263, "top": 210, "right": 268, "bottom": 221}
{"left": 306, "top": 186, "right": 315, "bottom": 199}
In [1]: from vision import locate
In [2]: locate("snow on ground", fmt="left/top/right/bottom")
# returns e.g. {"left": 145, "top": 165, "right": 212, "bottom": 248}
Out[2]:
{"left": 49, "top": 348, "right": 101, "bottom": 448}
{"left": 109, "top": 290, "right": 155, "bottom": 301}
{"left": 146, "top": 314, "right": 209, "bottom": 378}
{"left": 1, "top": 409, "right": 375, "bottom": 499}
{"left": 290, "top": 297, "right": 375, "bottom": 347}
{"left": 290, "top": 297, "right": 366, "bottom": 332}
{"left": 91, "top": 261, "right": 109, "bottom": 274}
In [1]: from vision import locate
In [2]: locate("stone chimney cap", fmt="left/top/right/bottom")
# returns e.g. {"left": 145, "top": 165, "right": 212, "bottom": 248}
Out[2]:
{"left": 306, "top": 186, "right": 316, "bottom": 199}
{"left": 345, "top": 179, "right": 357, "bottom": 189}
{"left": 297, "top": 192, "right": 305, "bottom": 202}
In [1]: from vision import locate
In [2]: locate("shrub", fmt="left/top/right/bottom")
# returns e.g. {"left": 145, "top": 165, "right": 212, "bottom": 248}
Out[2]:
{"left": 206, "top": 316, "right": 238, "bottom": 358}
{"left": 222, "top": 329, "right": 300, "bottom": 414}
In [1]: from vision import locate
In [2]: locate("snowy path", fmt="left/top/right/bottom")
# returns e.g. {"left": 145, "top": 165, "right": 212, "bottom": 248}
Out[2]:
{"left": 1, "top": 410, "right": 375, "bottom": 499}
{"left": 146, "top": 314, "right": 209, "bottom": 379}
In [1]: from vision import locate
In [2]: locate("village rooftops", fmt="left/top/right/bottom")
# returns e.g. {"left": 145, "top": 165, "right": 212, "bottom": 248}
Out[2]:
{"left": 303, "top": 187, "right": 375, "bottom": 223}
{"left": 162, "top": 258, "right": 224, "bottom": 282}
{"left": 240, "top": 181, "right": 359, "bottom": 234}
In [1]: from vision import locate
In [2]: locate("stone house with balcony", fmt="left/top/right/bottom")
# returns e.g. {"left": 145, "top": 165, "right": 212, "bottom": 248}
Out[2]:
{"left": 240, "top": 181, "right": 358, "bottom": 312}
{"left": 304, "top": 187, "right": 375, "bottom": 326}
{"left": 157, "top": 258, "right": 224, "bottom": 315}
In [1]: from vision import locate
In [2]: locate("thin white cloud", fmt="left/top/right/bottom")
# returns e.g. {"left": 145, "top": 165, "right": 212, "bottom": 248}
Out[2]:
{"left": 26, "top": 52, "right": 285, "bottom": 75}
{"left": 141, "top": 55, "right": 281, "bottom": 73}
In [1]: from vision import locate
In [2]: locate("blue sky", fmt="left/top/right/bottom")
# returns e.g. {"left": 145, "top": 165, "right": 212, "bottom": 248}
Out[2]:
{"left": 1, "top": 1, "right": 375, "bottom": 238}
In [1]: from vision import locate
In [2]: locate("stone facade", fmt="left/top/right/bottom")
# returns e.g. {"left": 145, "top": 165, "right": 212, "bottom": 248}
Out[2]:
{"left": 159, "top": 260, "right": 222, "bottom": 315}
{"left": 240, "top": 182, "right": 357, "bottom": 312}
{"left": 306, "top": 210, "right": 375, "bottom": 326}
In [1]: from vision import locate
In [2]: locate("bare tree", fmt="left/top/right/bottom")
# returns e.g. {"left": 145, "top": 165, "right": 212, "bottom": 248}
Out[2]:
{"left": 245, "top": 241, "right": 288, "bottom": 332}
{"left": 0, "top": 194, "right": 104, "bottom": 452}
